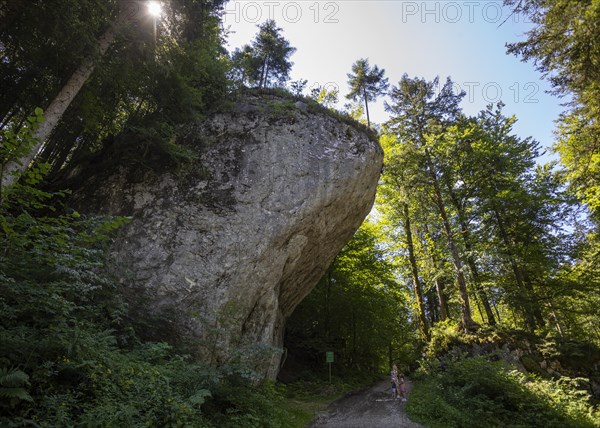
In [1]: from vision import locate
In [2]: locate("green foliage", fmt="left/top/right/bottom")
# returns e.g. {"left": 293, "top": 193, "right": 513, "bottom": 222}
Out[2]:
{"left": 555, "top": 113, "right": 600, "bottom": 218}
{"left": 408, "top": 356, "right": 599, "bottom": 428}
{"left": 505, "top": 1, "right": 600, "bottom": 320}
{"left": 1, "top": 0, "right": 230, "bottom": 182}
{"left": 263, "top": 99, "right": 299, "bottom": 123}
{"left": 424, "top": 320, "right": 463, "bottom": 358}
{"left": 288, "top": 79, "right": 308, "bottom": 97}
{"left": 0, "top": 0, "right": 113, "bottom": 130}
{"left": 380, "top": 76, "right": 587, "bottom": 335}
{"left": 505, "top": 0, "right": 600, "bottom": 104}
{"left": 0, "top": 107, "right": 45, "bottom": 202}
{"left": 319, "top": 87, "right": 339, "bottom": 109}
{"left": 346, "top": 58, "right": 389, "bottom": 126}
{"left": 230, "top": 20, "right": 296, "bottom": 89}
{"left": 285, "top": 221, "right": 418, "bottom": 375}
{"left": 203, "top": 380, "right": 291, "bottom": 428}
{"left": 0, "top": 367, "right": 33, "bottom": 409}
{"left": 0, "top": 107, "right": 44, "bottom": 165}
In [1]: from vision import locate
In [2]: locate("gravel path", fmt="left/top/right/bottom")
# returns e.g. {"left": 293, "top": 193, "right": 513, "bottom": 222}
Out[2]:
{"left": 308, "top": 379, "right": 424, "bottom": 428}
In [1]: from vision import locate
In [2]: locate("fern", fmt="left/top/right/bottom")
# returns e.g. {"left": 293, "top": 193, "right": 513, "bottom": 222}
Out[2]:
{"left": 0, "top": 367, "right": 33, "bottom": 408}
{"left": 0, "top": 387, "right": 32, "bottom": 401}
{"left": 188, "top": 389, "right": 212, "bottom": 406}
{"left": 0, "top": 367, "right": 29, "bottom": 388}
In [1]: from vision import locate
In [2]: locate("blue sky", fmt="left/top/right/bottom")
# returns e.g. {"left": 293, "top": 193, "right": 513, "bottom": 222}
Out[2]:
{"left": 222, "top": 0, "right": 564, "bottom": 161}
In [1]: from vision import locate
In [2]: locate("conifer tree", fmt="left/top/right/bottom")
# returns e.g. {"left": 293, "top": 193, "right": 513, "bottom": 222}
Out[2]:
{"left": 346, "top": 58, "right": 388, "bottom": 127}
{"left": 232, "top": 20, "right": 296, "bottom": 89}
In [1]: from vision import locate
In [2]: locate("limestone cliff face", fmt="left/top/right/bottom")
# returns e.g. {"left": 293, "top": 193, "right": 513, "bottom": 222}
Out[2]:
{"left": 70, "top": 94, "right": 383, "bottom": 377}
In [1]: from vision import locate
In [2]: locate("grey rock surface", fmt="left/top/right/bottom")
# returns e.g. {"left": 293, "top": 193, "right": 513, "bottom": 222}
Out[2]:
{"left": 294, "top": 100, "right": 308, "bottom": 111}
{"left": 70, "top": 94, "right": 383, "bottom": 377}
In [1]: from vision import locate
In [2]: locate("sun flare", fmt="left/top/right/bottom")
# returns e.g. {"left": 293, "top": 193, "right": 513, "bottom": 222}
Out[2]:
{"left": 147, "top": 1, "right": 162, "bottom": 17}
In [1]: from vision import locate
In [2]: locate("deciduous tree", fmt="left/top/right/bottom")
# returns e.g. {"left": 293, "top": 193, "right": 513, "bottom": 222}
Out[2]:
{"left": 384, "top": 75, "right": 480, "bottom": 332}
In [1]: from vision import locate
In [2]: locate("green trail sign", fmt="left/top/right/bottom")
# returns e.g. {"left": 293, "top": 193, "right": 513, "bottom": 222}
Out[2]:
{"left": 326, "top": 352, "right": 334, "bottom": 383}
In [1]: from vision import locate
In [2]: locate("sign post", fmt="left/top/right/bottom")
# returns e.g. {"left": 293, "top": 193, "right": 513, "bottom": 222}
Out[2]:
{"left": 326, "top": 351, "right": 334, "bottom": 383}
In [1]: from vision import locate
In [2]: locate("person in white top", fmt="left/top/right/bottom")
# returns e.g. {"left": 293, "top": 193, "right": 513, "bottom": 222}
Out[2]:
{"left": 390, "top": 364, "right": 399, "bottom": 399}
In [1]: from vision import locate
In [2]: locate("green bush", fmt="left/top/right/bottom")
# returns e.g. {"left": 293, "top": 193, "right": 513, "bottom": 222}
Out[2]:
{"left": 0, "top": 210, "right": 298, "bottom": 427}
{"left": 407, "top": 356, "right": 599, "bottom": 428}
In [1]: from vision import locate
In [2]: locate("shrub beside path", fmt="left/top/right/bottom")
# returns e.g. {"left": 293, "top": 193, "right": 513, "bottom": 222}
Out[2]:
{"left": 308, "top": 378, "right": 424, "bottom": 428}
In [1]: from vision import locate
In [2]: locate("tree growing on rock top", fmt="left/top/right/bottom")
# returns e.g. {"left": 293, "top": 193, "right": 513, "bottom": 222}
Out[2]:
{"left": 231, "top": 20, "right": 296, "bottom": 89}
{"left": 289, "top": 79, "right": 308, "bottom": 97}
{"left": 310, "top": 84, "right": 339, "bottom": 109}
{"left": 346, "top": 58, "right": 389, "bottom": 127}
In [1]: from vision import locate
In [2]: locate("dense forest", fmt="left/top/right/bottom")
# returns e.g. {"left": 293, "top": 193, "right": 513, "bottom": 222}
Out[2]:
{"left": 1, "top": 0, "right": 599, "bottom": 427}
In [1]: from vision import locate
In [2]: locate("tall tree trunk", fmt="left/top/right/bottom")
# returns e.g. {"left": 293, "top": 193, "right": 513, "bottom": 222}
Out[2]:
{"left": 259, "top": 55, "right": 270, "bottom": 89}
{"left": 547, "top": 303, "right": 564, "bottom": 337}
{"left": 422, "top": 224, "right": 450, "bottom": 321}
{"left": 492, "top": 207, "right": 543, "bottom": 330}
{"left": 403, "top": 203, "right": 430, "bottom": 340}
{"left": 351, "top": 310, "right": 357, "bottom": 365}
{"left": 493, "top": 301, "right": 501, "bottom": 322}
{"left": 466, "top": 257, "right": 496, "bottom": 325}
{"left": 473, "top": 293, "right": 484, "bottom": 323}
{"left": 434, "top": 277, "right": 449, "bottom": 321}
{"left": 426, "top": 288, "right": 438, "bottom": 324}
{"left": 447, "top": 188, "right": 497, "bottom": 326}
{"left": 263, "top": 57, "right": 271, "bottom": 89}
{"left": 1, "top": 16, "right": 123, "bottom": 189}
{"left": 362, "top": 85, "right": 370, "bottom": 127}
{"left": 258, "top": 59, "right": 266, "bottom": 88}
{"left": 522, "top": 268, "right": 545, "bottom": 327}
{"left": 426, "top": 151, "right": 478, "bottom": 332}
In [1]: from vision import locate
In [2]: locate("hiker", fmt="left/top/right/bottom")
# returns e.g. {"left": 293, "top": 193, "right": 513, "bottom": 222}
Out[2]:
{"left": 390, "top": 364, "right": 399, "bottom": 399}
{"left": 398, "top": 373, "right": 407, "bottom": 401}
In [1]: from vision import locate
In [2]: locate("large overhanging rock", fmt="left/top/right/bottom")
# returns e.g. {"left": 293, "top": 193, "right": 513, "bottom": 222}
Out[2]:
{"left": 69, "top": 93, "right": 383, "bottom": 378}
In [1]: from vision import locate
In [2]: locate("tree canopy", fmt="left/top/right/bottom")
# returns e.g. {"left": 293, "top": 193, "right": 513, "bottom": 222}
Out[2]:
{"left": 231, "top": 20, "right": 295, "bottom": 89}
{"left": 346, "top": 58, "right": 389, "bottom": 127}
{"left": 0, "top": 0, "right": 229, "bottom": 191}
{"left": 504, "top": 0, "right": 600, "bottom": 221}
{"left": 378, "top": 74, "right": 596, "bottom": 341}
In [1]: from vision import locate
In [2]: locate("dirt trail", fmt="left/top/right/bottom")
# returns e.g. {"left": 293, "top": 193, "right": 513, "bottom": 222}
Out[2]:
{"left": 308, "top": 379, "right": 424, "bottom": 428}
